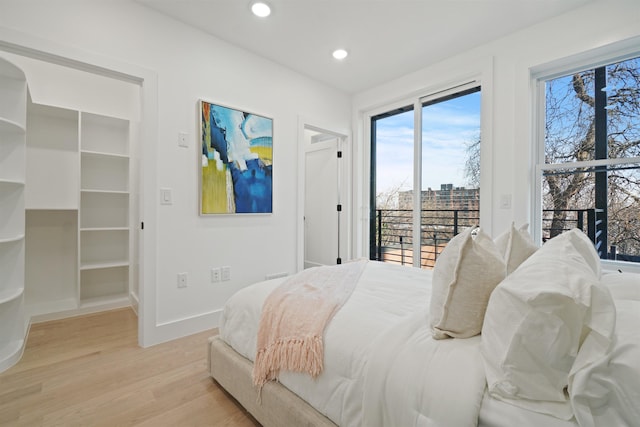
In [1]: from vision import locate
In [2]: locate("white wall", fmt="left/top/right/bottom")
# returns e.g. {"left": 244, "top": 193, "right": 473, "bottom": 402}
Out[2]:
{"left": 352, "top": 0, "right": 640, "bottom": 256}
{"left": 0, "top": 0, "right": 350, "bottom": 344}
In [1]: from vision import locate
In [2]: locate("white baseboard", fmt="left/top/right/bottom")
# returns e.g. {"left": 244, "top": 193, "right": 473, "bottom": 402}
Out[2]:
{"left": 141, "top": 309, "right": 223, "bottom": 347}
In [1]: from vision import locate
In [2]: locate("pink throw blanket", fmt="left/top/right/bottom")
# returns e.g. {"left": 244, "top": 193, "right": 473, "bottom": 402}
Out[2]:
{"left": 252, "top": 259, "right": 367, "bottom": 389}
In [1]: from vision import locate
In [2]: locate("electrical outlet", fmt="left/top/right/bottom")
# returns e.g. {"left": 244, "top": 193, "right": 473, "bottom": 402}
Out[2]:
{"left": 177, "top": 272, "right": 188, "bottom": 288}
{"left": 211, "top": 267, "right": 221, "bottom": 283}
{"left": 221, "top": 266, "right": 231, "bottom": 281}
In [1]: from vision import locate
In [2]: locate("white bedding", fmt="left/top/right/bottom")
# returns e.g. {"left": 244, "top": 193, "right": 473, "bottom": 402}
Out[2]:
{"left": 219, "top": 261, "right": 640, "bottom": 427}
{"left": 362, "top": 312, "right": 486, "bottom": 427}
{"left": 570, "top": 272, "right": 640, "bottom": 427}
{"left": 220, "top": 261, "right": 486, "bottom": 426}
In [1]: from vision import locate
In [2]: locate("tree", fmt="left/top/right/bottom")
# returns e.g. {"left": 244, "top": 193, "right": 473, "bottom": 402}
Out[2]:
{"left": 544, "top": 57, "right": 640, "bottom": 258}
{"left": 375, "top": 180, "right": 412, "bottom": 249}
{"left": 464, "top": 135, "right": 481, "bottom": 189}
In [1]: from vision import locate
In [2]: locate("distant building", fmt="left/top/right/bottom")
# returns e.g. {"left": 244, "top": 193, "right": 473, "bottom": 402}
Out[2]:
{"left": 398, "top": 184, "right": 479, "bottom": 211}
{"left": 378, "top": 184, "right": 480, "bottom": 268}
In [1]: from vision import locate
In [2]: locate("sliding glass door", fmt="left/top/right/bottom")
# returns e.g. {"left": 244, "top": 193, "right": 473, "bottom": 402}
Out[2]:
{"left": 371, "top": 85, "right": 481, "bottom": 268}
{"left": 419, "top": 87, "right": 481, "bottom": 267}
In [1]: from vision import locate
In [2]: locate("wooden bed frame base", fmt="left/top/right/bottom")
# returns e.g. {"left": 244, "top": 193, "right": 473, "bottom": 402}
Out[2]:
{"left": 208, "top": 335, "right": 338, "bottom": 427}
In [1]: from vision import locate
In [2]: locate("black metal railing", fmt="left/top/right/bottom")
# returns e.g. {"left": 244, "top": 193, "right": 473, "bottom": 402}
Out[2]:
{"left": 540, "top": 208, "right": 603, "bottom": 244}
{"left": 374, "top": 209, "right": 479, "bottom": 268}
{"left": 372, "top": 207, "right": 630, "bottom": 268}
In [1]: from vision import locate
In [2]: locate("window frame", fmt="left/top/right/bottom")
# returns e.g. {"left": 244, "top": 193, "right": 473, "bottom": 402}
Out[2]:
{"left": 531, "top": 36, "right": 640, "bottom": 272}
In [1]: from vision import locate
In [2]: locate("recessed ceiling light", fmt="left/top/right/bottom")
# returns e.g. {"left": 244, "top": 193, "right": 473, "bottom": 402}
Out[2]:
{"left": 251, "top": 2, "right": 271, "bottom": 18}
{"left": 332, "top": 49, "right": 348, "bottom": 60}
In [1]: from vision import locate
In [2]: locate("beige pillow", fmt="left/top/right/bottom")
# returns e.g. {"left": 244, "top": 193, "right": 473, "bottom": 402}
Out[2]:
{"left": 430, "top": 226, "right": 506, "bottom": 339}
{"left": 494, "top": 223, "right": 538, "bottom": 275}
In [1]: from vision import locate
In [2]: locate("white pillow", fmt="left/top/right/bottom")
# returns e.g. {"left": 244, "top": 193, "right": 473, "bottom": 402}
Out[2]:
{"left": 570, "top": 298, "right": 638, "bottom": 427}
{"left": 494, "top": 222, "right": 538, "bottom": 275}
{"left": 556, "top": 228, "right": 602, "bottom": 278}
{"left": 481, "top": 230, "right": 615, "bottom": 419}
{"left": 430, "top": 226, "right": 506, "bottom": 339}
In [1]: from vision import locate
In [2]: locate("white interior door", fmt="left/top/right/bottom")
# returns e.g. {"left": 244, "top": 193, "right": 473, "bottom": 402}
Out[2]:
{"left": 304, "top": 131, "right": 341, "bottom": 268}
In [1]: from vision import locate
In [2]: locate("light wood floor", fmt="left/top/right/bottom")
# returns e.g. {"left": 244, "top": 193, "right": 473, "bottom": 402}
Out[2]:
{"left": 0, "top": 308, "right": 261, "bottom": 427}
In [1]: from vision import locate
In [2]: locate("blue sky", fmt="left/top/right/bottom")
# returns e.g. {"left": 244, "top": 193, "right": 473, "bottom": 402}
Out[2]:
{"left": 375, "top": 91, "right": 481, "bottom": 196}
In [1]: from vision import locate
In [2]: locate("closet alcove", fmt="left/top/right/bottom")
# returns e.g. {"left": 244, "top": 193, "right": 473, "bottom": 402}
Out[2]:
{"left": 0, "top": 54, "right": 140, "bottom": 372}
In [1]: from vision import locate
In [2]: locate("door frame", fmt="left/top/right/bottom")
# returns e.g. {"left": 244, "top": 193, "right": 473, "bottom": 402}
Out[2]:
{"left": 0, "top": 26, "right": 158, "bottom": 347}
{"left": 304, "top": 133, "right": 340, "bottom": 268}
{"left": 296, "top": 116, "right": 349, "bottom": 272}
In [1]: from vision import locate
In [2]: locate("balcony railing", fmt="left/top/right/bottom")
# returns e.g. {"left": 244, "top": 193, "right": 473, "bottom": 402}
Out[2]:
{"left": 374, "top": 209, "right": 479, "bottom": 268}
{"left": 373, "top": 208, "right": 632, "bottom": 269}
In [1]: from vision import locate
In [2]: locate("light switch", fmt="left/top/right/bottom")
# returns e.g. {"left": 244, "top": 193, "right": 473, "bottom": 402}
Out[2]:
{"left": 178, "top": 132, "right": 189, "bottom": 148}
{"left": 177, "top": 272, "right": 188, "bottom": 288}
{"left": 499, "top": 194, "right": 512, "bottom": 209}
{"left": 160, "top": 188, "right": 172, "bottom": 205}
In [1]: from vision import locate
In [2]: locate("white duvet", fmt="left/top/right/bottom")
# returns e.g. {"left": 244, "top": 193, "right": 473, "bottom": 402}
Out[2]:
{"left": 362, "top": 312, "right": 486, "bottom": 427}
{"left": 220, "top": 261, "right": 487, "bottom": 427}
{"left": 219, "top": 262, "right": 640, "bottom": 427}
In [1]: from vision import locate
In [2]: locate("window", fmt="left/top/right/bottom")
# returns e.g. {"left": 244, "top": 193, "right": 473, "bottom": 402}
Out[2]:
{"left": 537, "top": 55, "right": 640, "bottom": 262}
{"left": 371, "top": 85, "right": 481, "bottom": 268}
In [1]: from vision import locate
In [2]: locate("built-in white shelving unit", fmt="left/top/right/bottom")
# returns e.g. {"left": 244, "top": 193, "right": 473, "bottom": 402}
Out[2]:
{"left": 24, "top": 103, "right": 133, "bottom": 320}
{"left": 0, "top": 57, "right": 28, "bottom": 372}
{"left": 79, "top": 112, "right": 130, "bottom": 307}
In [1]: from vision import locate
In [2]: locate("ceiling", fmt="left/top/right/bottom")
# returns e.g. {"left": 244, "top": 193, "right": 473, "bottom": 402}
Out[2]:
{"left": 136, "top": 0, "right": 592, "bottom": 94}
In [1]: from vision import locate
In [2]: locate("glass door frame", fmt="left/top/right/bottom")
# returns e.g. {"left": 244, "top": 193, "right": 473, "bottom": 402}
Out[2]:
{"left": 369, "top": 80, "right": 484, "bottom": 268}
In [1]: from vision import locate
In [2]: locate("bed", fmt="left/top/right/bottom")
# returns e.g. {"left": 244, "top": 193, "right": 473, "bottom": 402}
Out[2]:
{"left": 208, "top": 226, "right": 640, "bottom": 427}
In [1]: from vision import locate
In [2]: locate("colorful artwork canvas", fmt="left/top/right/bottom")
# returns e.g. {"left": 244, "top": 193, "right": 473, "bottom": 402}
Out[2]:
{"left": 200, "top": 100, "right": 273, "bottom": 214}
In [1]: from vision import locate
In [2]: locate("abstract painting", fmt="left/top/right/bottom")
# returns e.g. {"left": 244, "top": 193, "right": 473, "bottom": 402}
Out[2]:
{"left": 200, "top": 100, "right": 273, "bottom": 214}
